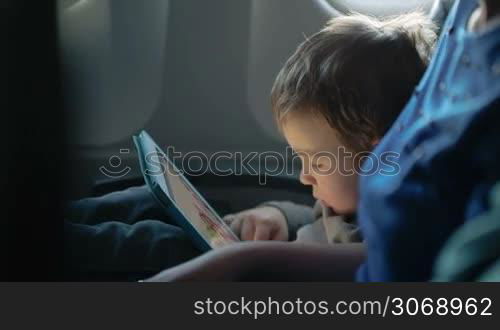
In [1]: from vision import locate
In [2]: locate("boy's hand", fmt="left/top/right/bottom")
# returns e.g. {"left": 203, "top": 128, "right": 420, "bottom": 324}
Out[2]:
{"left": 223, "top": 206, "right": 289, "bottom": 241}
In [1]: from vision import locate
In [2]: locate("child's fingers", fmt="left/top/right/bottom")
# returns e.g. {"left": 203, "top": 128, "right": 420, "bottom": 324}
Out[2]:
{"left": 223, "top": 214, "right": 236, "bottom": 225}
{"left": 253, "top": 224, "right": 272, "bottom": 241}
{"left": 270, "top": 224, "right": 288, "bottom": 241}
{"left": 240, "top": 219, "right": 256, "bottom": 241}
{"left": 228, "top": 216, "right": 244, "bottom": 236}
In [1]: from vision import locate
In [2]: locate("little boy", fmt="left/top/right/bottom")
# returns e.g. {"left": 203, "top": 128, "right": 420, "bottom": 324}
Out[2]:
{"left": 223, "top": 12, "right": 437, "bottom": 246}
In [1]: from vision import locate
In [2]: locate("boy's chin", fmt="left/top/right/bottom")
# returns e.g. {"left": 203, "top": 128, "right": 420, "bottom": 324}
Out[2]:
{"left": 321, "top": 200, "right": 354, "bottom": 216}
{"left": 319, "top": 199, "right": 337, "bottom": 212}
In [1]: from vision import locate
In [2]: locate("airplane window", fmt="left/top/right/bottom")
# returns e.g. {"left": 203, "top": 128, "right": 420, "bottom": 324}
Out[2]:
{"left": 57, "top": 0, "right": 169, "bottom": 147}
{"left": 326, "top": 0, "right": 437, "bottom": 16}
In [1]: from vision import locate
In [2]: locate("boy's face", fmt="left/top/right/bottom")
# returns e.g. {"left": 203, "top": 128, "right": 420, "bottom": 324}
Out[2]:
{"left": 282, "top": 112, "right": 359, "bottom": 215}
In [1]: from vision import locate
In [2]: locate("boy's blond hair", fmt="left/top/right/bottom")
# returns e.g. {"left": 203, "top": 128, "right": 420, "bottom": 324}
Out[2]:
{"left": 271, "top": 12, "right": 437, "bottom": 151}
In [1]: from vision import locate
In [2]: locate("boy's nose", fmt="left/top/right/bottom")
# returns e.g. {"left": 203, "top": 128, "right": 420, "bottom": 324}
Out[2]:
{"left": 300, "top": 171, "right": 316, "bottom": 186}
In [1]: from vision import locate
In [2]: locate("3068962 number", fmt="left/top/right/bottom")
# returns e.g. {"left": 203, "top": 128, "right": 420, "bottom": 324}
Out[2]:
{"left": 391, "top": 297, "right": 492, "bottom": 316}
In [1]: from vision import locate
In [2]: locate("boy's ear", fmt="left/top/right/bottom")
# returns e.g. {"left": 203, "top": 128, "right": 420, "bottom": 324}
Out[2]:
{"left": 371, "top": 138, "right": 380, "bottom": 147}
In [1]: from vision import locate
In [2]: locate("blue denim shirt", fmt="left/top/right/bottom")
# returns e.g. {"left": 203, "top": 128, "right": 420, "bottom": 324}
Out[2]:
{"left": 357, "top": 0, "right": 500, "bottom": 281}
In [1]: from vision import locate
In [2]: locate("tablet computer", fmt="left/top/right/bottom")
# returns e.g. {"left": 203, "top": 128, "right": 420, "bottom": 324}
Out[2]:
{"left": 133, "top": 131, "right": 239, "bottom": 251}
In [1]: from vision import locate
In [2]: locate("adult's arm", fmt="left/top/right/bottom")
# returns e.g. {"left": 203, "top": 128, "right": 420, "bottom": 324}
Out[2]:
{"left": 145, "top": 241, "right": 365, "bottom": 282}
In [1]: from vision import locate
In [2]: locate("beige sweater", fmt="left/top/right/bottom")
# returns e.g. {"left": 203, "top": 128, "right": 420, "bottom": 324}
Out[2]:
{"left": 262, "top": 200, "right": 362, "bottom": 244}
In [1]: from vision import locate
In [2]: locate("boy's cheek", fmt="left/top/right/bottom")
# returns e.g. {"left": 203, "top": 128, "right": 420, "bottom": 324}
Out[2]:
{"left": 318, "top": 177, "right": 359, "bottom": 213}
